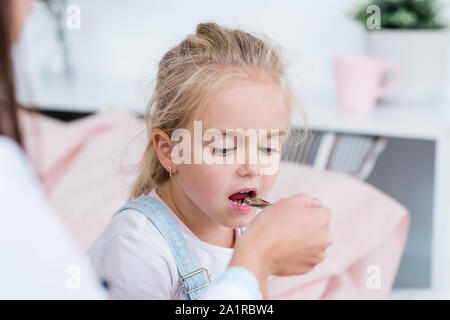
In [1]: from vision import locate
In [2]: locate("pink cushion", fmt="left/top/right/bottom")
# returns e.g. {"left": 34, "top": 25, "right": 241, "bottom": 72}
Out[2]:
{"left": 266, "top": 162, "right": 409, "bottom": 299}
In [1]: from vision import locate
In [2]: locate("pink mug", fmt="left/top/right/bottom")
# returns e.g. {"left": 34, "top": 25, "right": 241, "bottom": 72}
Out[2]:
{"left": 334, "top": 55, "right": 402, "bottom": 115}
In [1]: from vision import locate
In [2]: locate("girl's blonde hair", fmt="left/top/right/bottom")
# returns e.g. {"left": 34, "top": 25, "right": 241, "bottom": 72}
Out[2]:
{"left": 130, "top": 22, "right": 307, "bottom": 199}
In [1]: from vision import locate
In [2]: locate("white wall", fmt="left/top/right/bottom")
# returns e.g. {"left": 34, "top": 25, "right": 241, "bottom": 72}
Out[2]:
{"left": 17, "top": 0, "right": 450, "bottom": 105}
{"left": 17, "top": 0, "right": 374, "bottom": 96}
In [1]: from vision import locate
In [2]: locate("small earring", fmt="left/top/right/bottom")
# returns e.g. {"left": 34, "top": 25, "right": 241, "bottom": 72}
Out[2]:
{"left": 168, "top": 165, "right": 173, "bottom": 178}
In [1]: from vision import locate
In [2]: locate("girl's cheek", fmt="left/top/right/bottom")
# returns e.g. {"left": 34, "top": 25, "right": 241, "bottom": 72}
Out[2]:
{"left": 261, "top": 174, "right": 278, "bottom": 196}
{"left": 191, "top": 164, "right": 230, "bottom": 196}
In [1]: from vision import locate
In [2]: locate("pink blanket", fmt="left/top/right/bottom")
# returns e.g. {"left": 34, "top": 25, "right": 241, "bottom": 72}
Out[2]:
{"left": 20, "top": 110, "right": 409, "bottom": 300}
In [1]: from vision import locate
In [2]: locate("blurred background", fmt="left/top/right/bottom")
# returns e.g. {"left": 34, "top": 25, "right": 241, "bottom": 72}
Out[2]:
{"left": 13, "top": 0, "right": 450, "bottom": 299}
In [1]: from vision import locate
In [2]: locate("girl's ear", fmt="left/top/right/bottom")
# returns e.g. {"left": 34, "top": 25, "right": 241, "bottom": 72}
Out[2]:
{"left": 152, "top": 128, "right": 174, "bottom": 169}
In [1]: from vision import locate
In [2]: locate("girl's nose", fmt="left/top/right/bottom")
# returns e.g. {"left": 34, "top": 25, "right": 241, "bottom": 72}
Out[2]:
{"left": 237, "top": 162, "right": 261, "bottom": 177}
{"left": 236, "top": 139, "right": 261, "bottom": 177}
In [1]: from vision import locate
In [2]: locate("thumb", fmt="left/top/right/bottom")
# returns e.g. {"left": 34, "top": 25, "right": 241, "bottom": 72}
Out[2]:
{"left": 289, "top": 193, "right": 323, "bottom": 208}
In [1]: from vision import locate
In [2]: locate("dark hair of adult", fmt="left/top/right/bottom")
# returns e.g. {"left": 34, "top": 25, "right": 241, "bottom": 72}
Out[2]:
{"left": 0, "top": 0, "right": 22, "bottom": 146}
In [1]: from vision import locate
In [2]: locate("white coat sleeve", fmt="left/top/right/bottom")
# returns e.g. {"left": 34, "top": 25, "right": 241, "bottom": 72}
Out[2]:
{"left": 201, "top": 266, "right": 263, "bottom": 300}
{"left": 0, "top": 137, "right": 107, "bottom": 299}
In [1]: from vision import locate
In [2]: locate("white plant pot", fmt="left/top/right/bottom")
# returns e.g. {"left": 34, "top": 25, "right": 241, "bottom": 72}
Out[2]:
{"left": 366, "top": 29, "right": 449, "bottom": 104}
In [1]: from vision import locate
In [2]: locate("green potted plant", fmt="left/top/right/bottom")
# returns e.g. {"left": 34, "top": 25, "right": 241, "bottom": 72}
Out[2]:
{"left": 352, "top": 0, "right": 449, "bottom": 104}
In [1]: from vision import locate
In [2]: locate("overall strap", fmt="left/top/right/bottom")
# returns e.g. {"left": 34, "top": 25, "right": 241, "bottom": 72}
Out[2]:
{"left": 113, "top": 195, "right": 210, "bottom": 300}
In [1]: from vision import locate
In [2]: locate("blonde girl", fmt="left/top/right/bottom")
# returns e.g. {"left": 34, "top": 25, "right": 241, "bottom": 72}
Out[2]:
{"left": 88, "top": 22, "right": 307, "bottom": 300}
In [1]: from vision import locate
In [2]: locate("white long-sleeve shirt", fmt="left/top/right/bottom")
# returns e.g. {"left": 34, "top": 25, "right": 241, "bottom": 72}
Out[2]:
{"left": 0, "top": 136, "right": 261, "bottom": 300}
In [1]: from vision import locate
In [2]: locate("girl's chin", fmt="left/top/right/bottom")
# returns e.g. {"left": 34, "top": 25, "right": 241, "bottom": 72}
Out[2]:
{"left": 222, "top": 209, "right": 256, "bottom": 228}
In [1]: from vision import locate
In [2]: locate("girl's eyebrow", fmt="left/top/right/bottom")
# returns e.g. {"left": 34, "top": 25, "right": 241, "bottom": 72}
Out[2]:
{"left": 216, "top": 129, "right": 286, "bottom": 137}
{"left": 203, "top": 129, "right": 286, "bottom": 146}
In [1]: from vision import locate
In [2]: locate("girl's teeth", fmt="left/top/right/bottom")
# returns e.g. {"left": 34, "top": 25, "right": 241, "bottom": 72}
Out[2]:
{"left": 231, "top": 200, "right": 245, "bottom": 206}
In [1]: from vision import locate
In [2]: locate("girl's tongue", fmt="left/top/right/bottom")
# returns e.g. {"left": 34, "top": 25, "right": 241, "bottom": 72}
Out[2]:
{"left": 229, "top": 193, "right": 247, "bottom": 201}
{"left": 229, "top": 191, "right": 250, "bottom": 204}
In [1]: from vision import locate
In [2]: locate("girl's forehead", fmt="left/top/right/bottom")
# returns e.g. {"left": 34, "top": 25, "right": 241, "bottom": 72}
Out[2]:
{"left": 193, "top": 80, "right": 289, "bottom": 131}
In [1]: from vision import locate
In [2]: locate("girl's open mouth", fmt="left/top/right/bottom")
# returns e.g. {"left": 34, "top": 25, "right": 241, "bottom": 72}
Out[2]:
{"left": 228, "top": 188, "right": 256, "bottom": 213}
{"left": 228, "top": 190, "right": 255, "bottom": 205}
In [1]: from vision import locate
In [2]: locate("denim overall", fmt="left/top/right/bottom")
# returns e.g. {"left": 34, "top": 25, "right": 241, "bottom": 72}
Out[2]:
{"left": 114, "top": 194, "right": 245, "bottom": 300}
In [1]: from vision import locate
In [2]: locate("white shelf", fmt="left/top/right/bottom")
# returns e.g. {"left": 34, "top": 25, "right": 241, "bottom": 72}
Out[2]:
{"left": 19, "top": 74, "right": 146, "bottom": 114}
{"left": 292, "top": 93, "right": 450, "bottom": 140}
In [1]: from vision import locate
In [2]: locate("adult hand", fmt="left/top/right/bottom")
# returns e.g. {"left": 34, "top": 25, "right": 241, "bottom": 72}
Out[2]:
{"left": 229, "top": 193, "right": 333, "bottom": 298}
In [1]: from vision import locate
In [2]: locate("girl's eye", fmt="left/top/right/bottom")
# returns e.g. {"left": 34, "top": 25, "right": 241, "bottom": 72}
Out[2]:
{"left": 213, "top": 147, "right": 235, "bottom": 155}
{"left": 259, "top": 147, "right": 276, "bottom": 154}
{"left": 212, "top": 147, "right": 279, "bottom": 155}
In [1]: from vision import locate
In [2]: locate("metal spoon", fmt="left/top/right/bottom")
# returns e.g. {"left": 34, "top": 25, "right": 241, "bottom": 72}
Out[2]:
{"left": 245, "top": 196, "right": 323, "bottom": 209}
{"left": 244, "top": 197, "right": 272, "bottom": 208}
